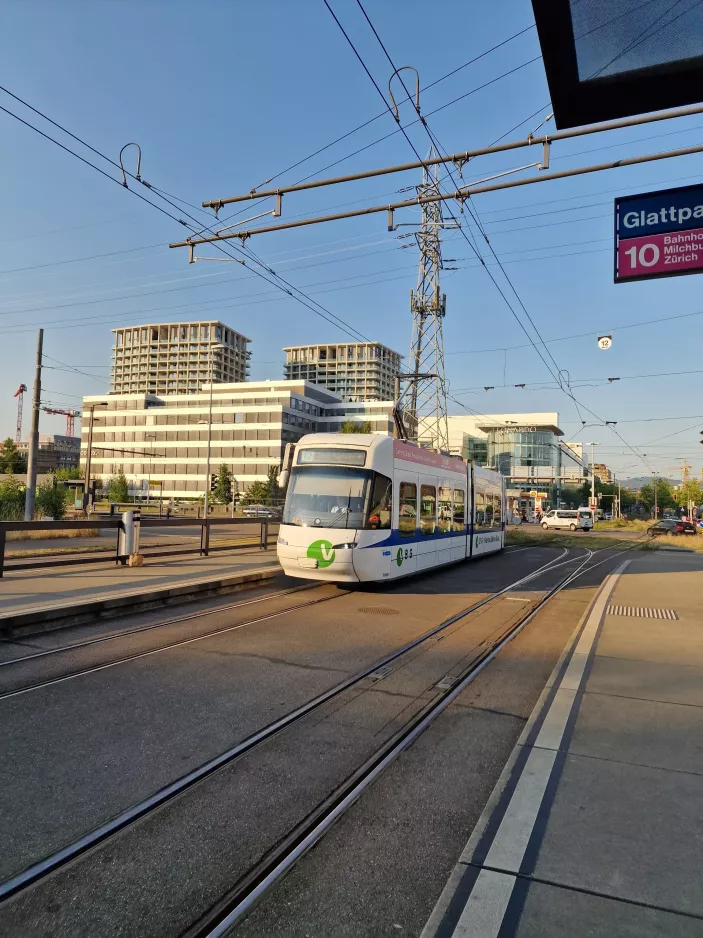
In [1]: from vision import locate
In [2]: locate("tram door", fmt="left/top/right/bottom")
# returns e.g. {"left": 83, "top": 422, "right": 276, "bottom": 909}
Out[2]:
{"left": 416, "top": 475, "right": 437, "bottom": 572}
{"left": 393, "top": 475, "right": 418, "bottom": 578}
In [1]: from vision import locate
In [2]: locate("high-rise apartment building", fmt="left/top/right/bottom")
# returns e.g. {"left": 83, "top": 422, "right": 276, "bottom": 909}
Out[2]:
{"left": 110, "top": 321, "right": 250, "bottom": 395}
{"left": 282, "top": 342, "right": 402, "bottom": 401}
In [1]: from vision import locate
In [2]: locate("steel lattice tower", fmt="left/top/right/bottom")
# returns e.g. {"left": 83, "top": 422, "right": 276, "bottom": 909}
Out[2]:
{"left": 403, "top": 152, "right": 451, "bottom": 450}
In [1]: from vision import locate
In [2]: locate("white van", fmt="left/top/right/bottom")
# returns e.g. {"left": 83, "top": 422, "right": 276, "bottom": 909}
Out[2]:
{"left": 541, "top": 509, "right": 580, "bottom": 531}
{"left": 577, "top": 508, "right": 594, "bottom": 530}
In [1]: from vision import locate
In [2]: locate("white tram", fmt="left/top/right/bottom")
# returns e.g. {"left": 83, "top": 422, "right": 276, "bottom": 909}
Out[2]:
{"left": 276, "top": 434, "right": 504, "bottom": 584}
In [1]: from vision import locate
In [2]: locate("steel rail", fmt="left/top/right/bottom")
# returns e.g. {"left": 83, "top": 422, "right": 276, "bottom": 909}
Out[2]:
{"left": 0, "top": 583, "right": 320, "bottom": 669}
{"left": 0, "top": 591, "right": 344, "bottom": 702}
{"left": 195, "top": 545, "right": 640, "bottom": 937}
{"left": 199, "top": 102, "right": 703, "bottom": 210}
{"left": 0, "top": 545, "right": 576, "bottom": 902}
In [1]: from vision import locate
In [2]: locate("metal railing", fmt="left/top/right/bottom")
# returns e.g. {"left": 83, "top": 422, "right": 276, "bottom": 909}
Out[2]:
{"left": 0, "top": 516, "right": 278, "bottom": 577}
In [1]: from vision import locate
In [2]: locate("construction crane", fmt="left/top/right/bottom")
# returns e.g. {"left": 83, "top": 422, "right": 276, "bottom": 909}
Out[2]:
{"left": 41, "top": 407, "right": 81, "bottom": 437}
{"left": 13, "top": 384, "right": 27, "bottom": 442}
{"left": 662, "top": 461, "right": 692, "bottom": 482}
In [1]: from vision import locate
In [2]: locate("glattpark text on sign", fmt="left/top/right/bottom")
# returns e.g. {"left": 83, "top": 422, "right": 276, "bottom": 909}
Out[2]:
{"left": 615, "top": 182, "right": 703, "bottom": 283}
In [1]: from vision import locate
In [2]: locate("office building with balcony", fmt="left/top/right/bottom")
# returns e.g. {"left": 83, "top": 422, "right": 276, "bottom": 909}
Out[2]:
{"left": 283, "top": 342, "right": 402, "bottom": 401}
{"left": 81, "top": 381, "right": 394, "bottom": 500}
{"left": 110, "top": 321, "right": 250, "bottom": 395}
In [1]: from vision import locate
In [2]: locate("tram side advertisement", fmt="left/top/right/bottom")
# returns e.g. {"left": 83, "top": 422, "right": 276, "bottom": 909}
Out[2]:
{"left": 615, "top": 182, "right": 703, "bottom": 283}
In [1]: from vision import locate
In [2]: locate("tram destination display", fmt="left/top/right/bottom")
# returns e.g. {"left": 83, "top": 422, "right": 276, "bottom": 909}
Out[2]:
{"left": 615, "top": 182, "right": 703, "bottom": 283}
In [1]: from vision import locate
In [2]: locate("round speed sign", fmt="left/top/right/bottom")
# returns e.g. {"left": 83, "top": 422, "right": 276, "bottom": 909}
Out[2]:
{"left": 597, "top": 335, "right": 612, "bottom": 350}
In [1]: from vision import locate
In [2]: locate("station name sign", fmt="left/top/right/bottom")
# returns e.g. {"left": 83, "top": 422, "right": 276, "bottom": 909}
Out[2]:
{"left": 615, "top": 183, "right": 703, "bottom": 283}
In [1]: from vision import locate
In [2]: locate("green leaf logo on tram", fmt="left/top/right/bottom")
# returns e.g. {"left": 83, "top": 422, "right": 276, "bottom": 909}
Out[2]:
{"left": 307, "top": 540, "right": 336, "bottom": 568}
{"left": 396, "top": 548, "right": 403, "bottom": 567}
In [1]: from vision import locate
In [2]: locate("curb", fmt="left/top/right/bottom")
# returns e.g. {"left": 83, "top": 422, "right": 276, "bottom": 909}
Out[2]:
{"left": 420, "top": 579, "right": 604, "bottom": 938}
{"left": 0, "top": 567, "right": 280, "bottom": 638}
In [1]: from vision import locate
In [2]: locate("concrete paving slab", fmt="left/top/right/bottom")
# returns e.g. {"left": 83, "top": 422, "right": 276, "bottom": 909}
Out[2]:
{"left": 513, "top": 879, "right": 702, "bottom": 938}
{"left": 533, "top": 752, "right": 703, "bottom": 915}
{"left": 587, "top": 655, "right": 703, "bottom": 707}
{"left": 596, "top": 617, "right": 703, "bottom": 668}
{"left": 570, "top": 692, "right": 703, "bottom": 774}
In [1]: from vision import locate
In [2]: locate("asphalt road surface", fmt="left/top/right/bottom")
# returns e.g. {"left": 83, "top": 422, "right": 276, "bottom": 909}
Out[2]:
{"left": 0, "top": 544, "right": 634, "bottom": 937}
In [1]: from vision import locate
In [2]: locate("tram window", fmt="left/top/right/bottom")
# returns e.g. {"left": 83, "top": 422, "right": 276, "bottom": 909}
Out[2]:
{"left": 452, "top": 489, "right": 465, "bottom": 532}
{"left": 438, "top": 487, "right": 452, "bottom": 534}
{"left": 398, "top": 482, "right": 417, "bottom": 537}
{"left": 493, "top": 491, "right": 502, "bottom": 527}
{"left": 485, "top": 495, "right": 494, "bottom": 528}
{"left": 365, "top": 473, "right": 392, "bottom": 530}
{"left": 420, "top": 484, "right": 436, "bottom": 536}
{"left": 475, "top": 486, "right": 486, "bottom": 528}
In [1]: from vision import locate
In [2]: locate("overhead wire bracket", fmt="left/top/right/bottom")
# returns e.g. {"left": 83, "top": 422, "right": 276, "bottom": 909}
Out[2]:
{"left": 388, "top": 65, "right": 420, "bottom": 122}
{"left": 119, "top": 142, "right": 142, "bottom": 188}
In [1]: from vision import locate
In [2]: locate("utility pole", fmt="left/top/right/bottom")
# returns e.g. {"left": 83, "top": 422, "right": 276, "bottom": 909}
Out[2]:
{"left": 402, "top": 150, "right": 455, "bottom": 451}
{"left": 24, "top": 329, "right": 43, "bottom": 521}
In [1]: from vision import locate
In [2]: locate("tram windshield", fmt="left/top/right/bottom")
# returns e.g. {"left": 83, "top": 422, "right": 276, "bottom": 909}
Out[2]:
{"left": 283, "top": 466, "right": 391, "bottom": 530}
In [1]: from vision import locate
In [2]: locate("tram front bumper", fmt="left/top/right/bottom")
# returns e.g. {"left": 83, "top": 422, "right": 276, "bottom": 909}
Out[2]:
{"left": 277, "top": 544, "right": 359, "bottom": 582}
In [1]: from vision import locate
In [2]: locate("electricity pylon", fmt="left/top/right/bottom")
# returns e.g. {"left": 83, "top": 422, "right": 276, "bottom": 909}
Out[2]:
{"left": 402, "top": 150, "right": 455, "bottom": 451}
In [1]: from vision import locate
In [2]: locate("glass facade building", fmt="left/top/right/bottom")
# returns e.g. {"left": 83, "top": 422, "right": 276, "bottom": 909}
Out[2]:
{"left": 447, "top": 413, "right": 587, "bottom": 509}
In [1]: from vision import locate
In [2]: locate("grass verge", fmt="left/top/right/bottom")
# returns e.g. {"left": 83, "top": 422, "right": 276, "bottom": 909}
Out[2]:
{"left": 505, "top": 529, "right": 647, "bottom": 551}
{"left": 7, "top": 528, "right": 100, "bottom": 541}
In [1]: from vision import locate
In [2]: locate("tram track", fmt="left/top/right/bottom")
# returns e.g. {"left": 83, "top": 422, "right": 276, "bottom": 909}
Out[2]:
{"left": 0, "top": 548, "right": 558, "bottom": 700}
{"left": 190, "top": 544, "right": 639, "bottom": 937}
{"left": 0, "top": 586, "right": 345, "bottom": 700}
{"left": 0, "top": 544, "right": 591, "bottom": 906}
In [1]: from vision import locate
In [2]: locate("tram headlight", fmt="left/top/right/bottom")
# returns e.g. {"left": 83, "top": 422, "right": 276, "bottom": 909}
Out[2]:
{"left": 277, "top": 536, "right": 288, "bottom": 546}
{"left": 331, "top": 542, "right": 356, "bottom": 550}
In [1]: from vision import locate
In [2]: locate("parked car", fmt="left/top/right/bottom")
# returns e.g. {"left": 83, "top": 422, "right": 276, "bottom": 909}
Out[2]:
{"left": 541, "top": 510, "right": 580, "bottom": 531}
{"left": 243, "top": 504, "right": 280, "bottom": 519}
{"left": 647, "top": 519, "right": 697, "bottom": 537}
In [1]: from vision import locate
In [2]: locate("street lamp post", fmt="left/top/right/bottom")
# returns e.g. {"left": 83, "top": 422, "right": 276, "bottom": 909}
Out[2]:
{"left": 83, "top": 402, "right": 108, "bottom": 511}
{"left": 145, "top": 432, "right": 156, "bottom": 509}
{"left": 587, "top": 441, "right": 600, "bottom": 511}
{"left": 202, "top": 343, "right": 225, "bottom": 519}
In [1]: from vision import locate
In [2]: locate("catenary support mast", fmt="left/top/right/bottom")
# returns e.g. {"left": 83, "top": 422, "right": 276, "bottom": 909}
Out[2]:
{"left": 404, "top": 152, "right": 450, "bottom": 451}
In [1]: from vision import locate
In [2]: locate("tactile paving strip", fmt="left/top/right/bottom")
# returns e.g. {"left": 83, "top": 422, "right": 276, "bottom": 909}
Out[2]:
{"left": 606, "top": 605, "right": 679, "bottom": 620}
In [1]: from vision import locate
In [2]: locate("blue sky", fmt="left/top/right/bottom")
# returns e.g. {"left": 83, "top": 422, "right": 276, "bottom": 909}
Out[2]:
{"left": 1, "top": 0, "right": 703, "bottom": 478}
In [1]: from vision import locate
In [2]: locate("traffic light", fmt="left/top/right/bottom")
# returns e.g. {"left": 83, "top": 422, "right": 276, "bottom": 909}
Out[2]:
{"left": 210, "top": 473, "right": 218, "bottom": 492}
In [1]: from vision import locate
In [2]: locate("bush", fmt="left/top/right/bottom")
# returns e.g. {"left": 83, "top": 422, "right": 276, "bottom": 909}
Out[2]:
{"left": 35, "top": 479, "right": 69, "bottom": 520}
{"left": 0, "top": 475, "right": 25, "bottom": 521}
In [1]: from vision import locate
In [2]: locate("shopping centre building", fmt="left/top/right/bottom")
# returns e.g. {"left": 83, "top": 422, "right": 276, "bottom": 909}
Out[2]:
{"left": 447, "top": 412, "right": 588, "bottom": 512}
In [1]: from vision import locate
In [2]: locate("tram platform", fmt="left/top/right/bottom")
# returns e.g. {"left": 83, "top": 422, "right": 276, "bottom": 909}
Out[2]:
{"left": 423, "top": 550, "right": 703, "bottom": 937}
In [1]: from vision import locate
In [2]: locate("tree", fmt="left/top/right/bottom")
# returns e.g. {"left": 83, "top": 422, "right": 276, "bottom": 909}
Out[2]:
{"left": 675, "top": 479, "right": 703, "bottom": 510}
{"left": 638, "top": 478, "right": 675, "bottom": 514}
{"left": 0, "top": 438, "right": 25, "bottom": 474}
{"left": 560, "top": 485, "right": 582, "bottom": 509}
{"left": 107, "top": 471, "right": 130, "bottom": 502}
{"left": 54, "top": 467, "right": 82, "bottom": 481}
{"left": 0, "top": 475, "right": 25, "bottom": 521}
{"left": 338, "top": 420, "right": 372, "bottom": 434}
{"left": 265, "top": 464, "right": 281, "bottom": 504}
{"left": 35, "top": 478, "right": 68, "bottom": 520}
{"left": 246, "top": 465, "right": 281, "bottom": 505}
{"left": 212, "top": 463, "right": 233, "bottom": 505}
